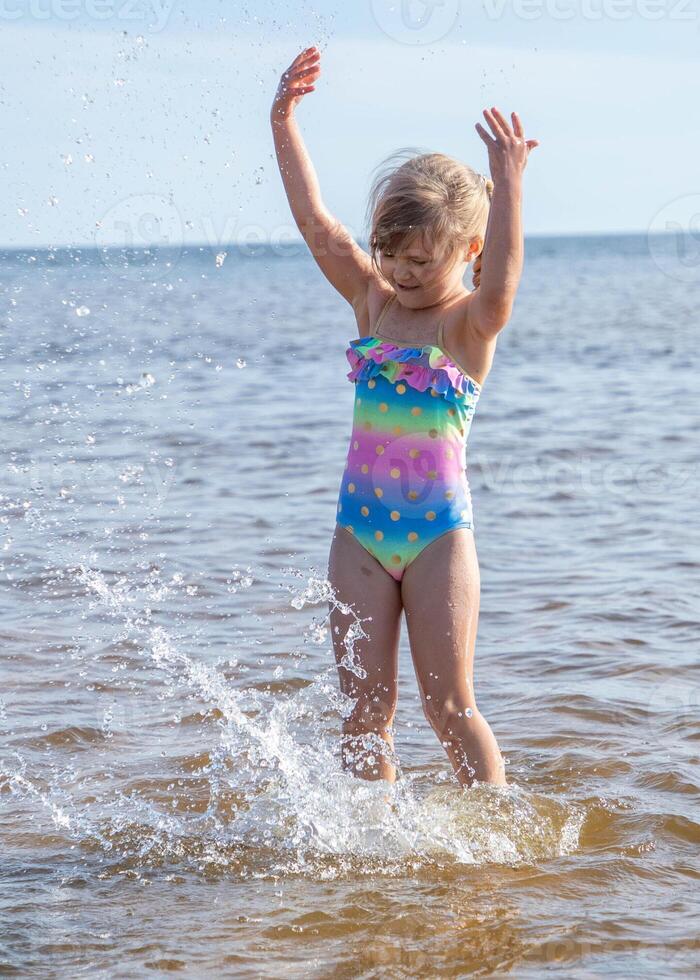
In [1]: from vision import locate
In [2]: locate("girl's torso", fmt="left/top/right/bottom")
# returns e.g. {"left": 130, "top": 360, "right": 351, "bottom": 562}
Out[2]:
{"left": 352, "top": 283, "right": 496, "bottom": 389}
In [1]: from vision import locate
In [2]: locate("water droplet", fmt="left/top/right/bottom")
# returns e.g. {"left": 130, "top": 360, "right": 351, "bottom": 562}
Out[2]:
{"left": 215, "top": 251, "right": 227, "bottom": 268}
{"left": 236, "top": 357, "right": 246, "bottom": 369}
{"left": 75, "top": 306, "right": 90, "bottom": 317}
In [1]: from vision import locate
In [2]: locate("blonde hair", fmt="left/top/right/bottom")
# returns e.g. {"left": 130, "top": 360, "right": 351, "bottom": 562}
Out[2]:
{"left": 365, "top": 148, "right": 494, "bottom": 290}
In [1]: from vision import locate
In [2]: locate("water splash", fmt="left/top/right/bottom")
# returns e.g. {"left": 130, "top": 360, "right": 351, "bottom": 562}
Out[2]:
{"left": 1, "top": 560, "right": 584, "bottom": 881}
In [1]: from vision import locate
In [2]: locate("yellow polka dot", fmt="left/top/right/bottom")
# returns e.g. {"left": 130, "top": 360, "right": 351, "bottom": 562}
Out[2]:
{"left": 458, "top": 427, "right": 464, "bottom": 436}
{"left": 374, "top": 487, "right": 384, "bottom": 498}
{"left": 361, "top": 463, "right": 369, "bottom": 474}
{"left": 427, "top": 469, "right": 437, "bottom": 480}
{"left": 390, "top": 467, "right": 400, "bottom": 478}
{"left": 375, "top": 530, "right": 384, "bottom": 541}
{"left": 444, "top": 490, "right": 454, "bottom": 500}
{"left": 407, "top": 531, "right": 419, "bottom": 542}
{"left": 409, "top": 448, "right": 420, "bottom": 459}
{"left": 390, "top": 510, "right": 400, "bottom": 521}
{"left": 361, "top": 505, "right": 369, "bottom": 516}
{"left": 446, "top": 447, "right": 454, "bottom": 458}
{"left": 430, "top": 388, "right": 439, "bottom": 397}
{"left": 448, "top": 408, "right": 456, "bottom": 416}
{"left": 379, "top": 402, "right": 389, "bottom": 413}
{"left": 368, "top": 379, "right": 376, "bottom": 389}
{"left": 408, "top": 490, "right": 418, "bottom": 500}
{"left": 375, "top": 445, "right": 384, "bottom": 455}
{"left": 391, "top": 554, "right": 402, "bottom": 565}
{"left": 353, "top": 440, "right": 359, "bottom": 450}
{"left": 426, "top": 510, "right": 436, "bottom": 521}
{"left": 363, "top": 421, "right": 372, "bottom": 431}
{"left": 460, "top": 509, "right": 470, "bottom": 520}
{"left": 393, "top": 425, "right": 403, "bottom": 435}
{"left": 455, "top": 390, "right": 463, "bottom": 398}
{"left": 348, "top": 483, "right": 356, "bottom": 493}
{"left": 411, "top": 406, "right": 422, "bottom": 416}
{"left": 429, "top": 429, "right": 438, "bottom": 439}
{"left": 396, "top": 383, "right": 406, "bottom": 394}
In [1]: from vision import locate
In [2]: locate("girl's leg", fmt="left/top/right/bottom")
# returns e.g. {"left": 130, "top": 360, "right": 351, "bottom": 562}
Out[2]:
{"left": 400, "top": 528, "right": 506, "bottom": 787}
{"left": 327, "top": 525, "right": 403, "bottom": 783}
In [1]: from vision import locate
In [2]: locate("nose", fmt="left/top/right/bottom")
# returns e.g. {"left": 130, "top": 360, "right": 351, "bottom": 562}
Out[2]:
{"left": 394, "top": 262, "right": 414, "bottom": 284}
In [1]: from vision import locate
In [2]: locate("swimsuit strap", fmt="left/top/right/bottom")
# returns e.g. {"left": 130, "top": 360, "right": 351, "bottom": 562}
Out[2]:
{"left": 371, "top": 293, "right": 396, "bottom": 338}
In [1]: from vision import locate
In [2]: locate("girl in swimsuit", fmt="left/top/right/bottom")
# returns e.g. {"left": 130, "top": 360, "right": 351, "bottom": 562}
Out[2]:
{"left": 271, "top": 46, "right": 539, "bottom": 789}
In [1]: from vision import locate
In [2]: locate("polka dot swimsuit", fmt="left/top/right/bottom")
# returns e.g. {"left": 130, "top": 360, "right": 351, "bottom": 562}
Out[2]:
{"left": 336, "top": 293, "right": 482, "bottom": 582}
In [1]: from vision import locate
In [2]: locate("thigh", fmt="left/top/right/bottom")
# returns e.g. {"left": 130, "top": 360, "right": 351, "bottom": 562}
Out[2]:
{"left": 327, "top": 524, "right": 403, "bottom": 714}
{"left": 400, "top": 528, "right": 481, "bottom": 705}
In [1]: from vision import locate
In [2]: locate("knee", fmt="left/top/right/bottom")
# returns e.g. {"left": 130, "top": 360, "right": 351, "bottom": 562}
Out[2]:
{"left": 342, "top": 693, "right": 397, "bottom": 737}
{"left": 422, "top": 693, "right": 476, "bottom": 739}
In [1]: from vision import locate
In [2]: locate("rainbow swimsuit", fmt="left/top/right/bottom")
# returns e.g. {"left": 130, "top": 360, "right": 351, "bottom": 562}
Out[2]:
{"left": 336, "top": 296, "right": 482, "bottom": 582}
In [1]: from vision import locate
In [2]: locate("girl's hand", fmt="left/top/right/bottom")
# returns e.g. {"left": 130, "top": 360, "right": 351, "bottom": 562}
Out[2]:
{"left": 271, "top": 46, "right": 321, "bottom": 123}
{"left": 475, "top": 108, "right": 539, "bottom": 185}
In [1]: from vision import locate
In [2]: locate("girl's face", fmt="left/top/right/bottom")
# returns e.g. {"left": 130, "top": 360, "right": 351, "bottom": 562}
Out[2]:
{"left": 378, "top": 234, "right": 480, "bottom": 307}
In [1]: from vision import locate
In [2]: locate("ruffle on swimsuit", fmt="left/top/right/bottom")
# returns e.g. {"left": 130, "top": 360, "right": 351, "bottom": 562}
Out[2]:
{"left": 345, "top": 336, "right": 481, "bottom": 408}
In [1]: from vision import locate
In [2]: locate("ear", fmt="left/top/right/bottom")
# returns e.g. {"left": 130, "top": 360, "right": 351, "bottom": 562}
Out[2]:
{"left": 469, "top": 236, "right": 484, "bottom": 262}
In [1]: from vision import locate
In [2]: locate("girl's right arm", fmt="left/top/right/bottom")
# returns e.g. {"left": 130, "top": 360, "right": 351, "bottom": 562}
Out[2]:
{"left": 270, "top": 46, "right": 375, "bottom": 311}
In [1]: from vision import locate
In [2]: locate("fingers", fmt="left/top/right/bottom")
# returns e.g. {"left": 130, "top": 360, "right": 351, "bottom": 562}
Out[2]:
{"left": 296, "top": 64, "right": 321, "bottom": 81}
{"left": 474, "top": 121, "right": 495, "bottom": 147}
{"left": 292, "top": 46, "right": 321, "bottom": 69}
{"left": 484, "top": 106, "right": 511, "bottom": 140}
{"left": 511, "top": 111, "right": 524, "bottom": 138}
{"left": 282, "top": 53, "right": 321, "bottom": 93}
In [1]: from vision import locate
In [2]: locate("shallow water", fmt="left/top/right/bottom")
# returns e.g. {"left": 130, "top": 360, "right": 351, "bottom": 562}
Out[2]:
{"left": 0, "top": 235, "right": 698, "bottom": 977}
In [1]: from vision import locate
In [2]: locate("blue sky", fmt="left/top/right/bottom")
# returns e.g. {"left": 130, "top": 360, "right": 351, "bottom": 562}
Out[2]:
{"left": 2, "top": 0, "right": 699, "bottom": 246}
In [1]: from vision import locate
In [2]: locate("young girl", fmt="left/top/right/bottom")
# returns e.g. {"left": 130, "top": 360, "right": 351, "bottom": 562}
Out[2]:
{"left": 271, "top": 46, "right": 539, "bottom": 790}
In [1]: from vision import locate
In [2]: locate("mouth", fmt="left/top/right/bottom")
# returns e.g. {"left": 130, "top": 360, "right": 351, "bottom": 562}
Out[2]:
{"left": 396, "top": 283, "right": 419, "bottom": 291}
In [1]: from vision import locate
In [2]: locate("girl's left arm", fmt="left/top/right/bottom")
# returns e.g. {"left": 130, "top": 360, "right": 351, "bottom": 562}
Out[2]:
{"left": 469, "top": 108, "right": 539, "bottom": 341}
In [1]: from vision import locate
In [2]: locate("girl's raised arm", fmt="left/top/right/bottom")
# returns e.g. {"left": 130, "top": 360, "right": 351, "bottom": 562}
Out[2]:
{"left": 270, "top": 46, "right": 375, "bottom": 311}
{"left": 469, "top": 108, "right": 540, "bottom": 341}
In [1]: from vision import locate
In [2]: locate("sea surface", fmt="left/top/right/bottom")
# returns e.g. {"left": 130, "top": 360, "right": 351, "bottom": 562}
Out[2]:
{"left": 0, "top": 234, "right": 698, "bottom": 977}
